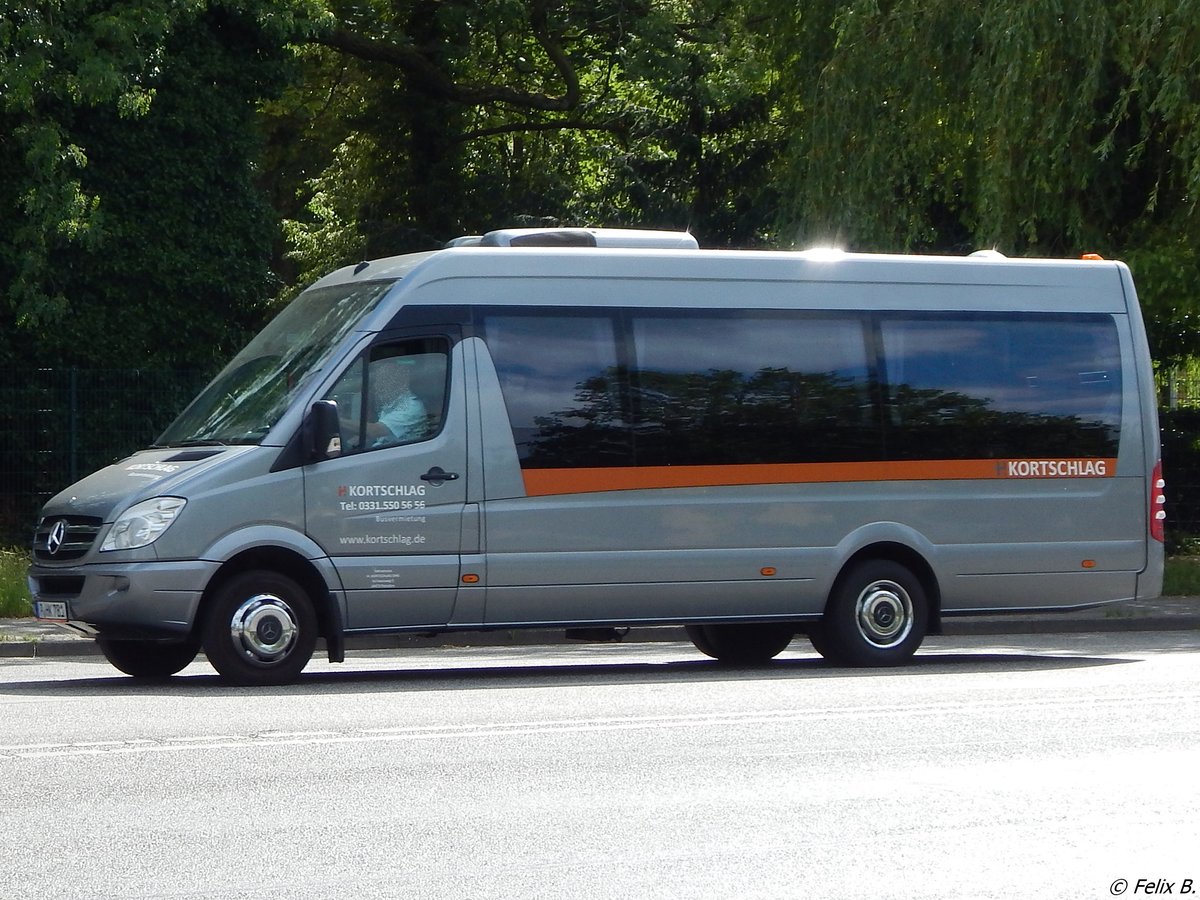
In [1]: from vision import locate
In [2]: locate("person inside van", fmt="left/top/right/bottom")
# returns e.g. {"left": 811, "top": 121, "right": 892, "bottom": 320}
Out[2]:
{"left": 366, "top": 357, "right": 427, "bottom": 446}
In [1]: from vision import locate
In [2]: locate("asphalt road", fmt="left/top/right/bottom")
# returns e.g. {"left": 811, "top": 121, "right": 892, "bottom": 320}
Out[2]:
{"left": 2, "top": 632, "right": 1198, "bottom": 900}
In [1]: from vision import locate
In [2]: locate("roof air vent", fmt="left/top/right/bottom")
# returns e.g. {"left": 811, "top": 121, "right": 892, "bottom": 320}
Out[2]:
{"left": 448, "top": 227, "right": 699, "bottom": 250}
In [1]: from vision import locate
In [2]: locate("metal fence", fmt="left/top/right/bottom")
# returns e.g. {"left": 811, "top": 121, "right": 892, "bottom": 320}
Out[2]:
{"left": 0, "top": 368, "right": 209, "bottom": 544}
{"left": 1157, "top": 369, "right": 1200, "bottom": 545}
{"left": 1161, "top": 370, "right": 1200, "bottom": 410}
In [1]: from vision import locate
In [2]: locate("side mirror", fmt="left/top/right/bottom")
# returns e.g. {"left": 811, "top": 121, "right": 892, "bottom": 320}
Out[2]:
{"left": 306, "top": 400, "right": 342, "bottom": 461}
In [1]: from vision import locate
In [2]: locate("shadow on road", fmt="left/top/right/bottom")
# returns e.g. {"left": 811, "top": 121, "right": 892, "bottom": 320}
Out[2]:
{"left": 0, "top": 645, "right": 1139, "bottom": 698}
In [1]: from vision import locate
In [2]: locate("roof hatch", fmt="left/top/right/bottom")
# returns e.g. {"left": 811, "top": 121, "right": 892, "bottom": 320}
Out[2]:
{"left": 447, "top": 227, "right": 699, "bottom": 250}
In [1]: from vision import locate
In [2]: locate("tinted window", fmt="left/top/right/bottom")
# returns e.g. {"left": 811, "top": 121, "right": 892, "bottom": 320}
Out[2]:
{"left": 880, "top": 315, "right": 1121, "bottom": 459}
{"left": 482, "top": 314, "right": 632, "bottom": 467}
{"left": 482, "top": 307, "right": 1121, "bottom": 472}
{"left": 631, "top": 314, "right": 875, "bottom": 465}
{"left": 484, "top": 309, "right": 876, "bottom": 468}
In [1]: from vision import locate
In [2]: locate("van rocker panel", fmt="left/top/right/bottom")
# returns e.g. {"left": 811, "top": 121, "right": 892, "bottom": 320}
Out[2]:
{"left": 481, "top": 579, "right": 823, "bottom": 627}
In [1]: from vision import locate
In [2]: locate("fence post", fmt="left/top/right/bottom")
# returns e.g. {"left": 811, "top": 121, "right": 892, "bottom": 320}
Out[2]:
{"left": 69, "top": 367, "right": 78, "bottom": 483}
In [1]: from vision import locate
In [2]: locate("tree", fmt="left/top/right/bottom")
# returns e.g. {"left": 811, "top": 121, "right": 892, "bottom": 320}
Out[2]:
{"left": 771, "top": 0, "right": 1200, "bottom": 255}
{"left": 13, "top": 0, "right": 1196, "bottom": 366}
{"left": 3, "top": 0, "right": 787, "bottom": 369}
{"left": 762, "top": 0, "right": 1200, "bottom": 364}
{"left": 274, "top": 0, "right": 785, "bottom": 289}
{"left": 0, "top": 1, "right": 316, "bottom": 367}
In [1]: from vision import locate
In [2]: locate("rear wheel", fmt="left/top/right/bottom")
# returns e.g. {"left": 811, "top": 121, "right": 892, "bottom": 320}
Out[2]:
{"left": 685, "top": 623, "right": 794, "bottom": 664}
{"left": 98, "top": 638, "right": 199, "bottom": 679}
{"left": 201, "top": 570, "right": 317, "bottom": 686}
{"left": 816, "top": 559, "right": 928, "bottom": 666}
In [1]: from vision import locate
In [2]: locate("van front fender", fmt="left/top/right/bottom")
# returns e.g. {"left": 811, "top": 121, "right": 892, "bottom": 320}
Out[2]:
{"left": 200, "top": 525, "right": 344, "bottom": 617}
{"left": 199, "top": 525, "right": 347, "bottom": 661}
{"left": 201, "top": 524, "right": 332, "bottom": 567}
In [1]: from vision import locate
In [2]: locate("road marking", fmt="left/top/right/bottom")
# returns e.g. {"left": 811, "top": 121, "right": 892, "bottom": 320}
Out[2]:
{"left": 2, "top": 690, "right": 1194, "bottom": 761}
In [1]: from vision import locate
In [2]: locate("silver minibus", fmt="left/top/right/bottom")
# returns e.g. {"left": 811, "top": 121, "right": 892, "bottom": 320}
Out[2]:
{"left": 28, "top": 228, "right": 1165, "bottom": 684}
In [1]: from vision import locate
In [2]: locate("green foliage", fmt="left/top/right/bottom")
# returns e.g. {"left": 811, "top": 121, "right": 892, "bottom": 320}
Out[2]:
{"left": 0, "top": 2, "right": 313, "bottom": 369}
{"left": 4, "top": 0, "right": 1200, "bottom": 379}
{"left": 57, "top": 9, "right": 292, "bottom": 368}
{"left": 277, "top": 0, "right": 785, "bottom": 288}
{"left": 0, "top": 547, "right": 32, "bottom": 618}
{"left": 2, "top": 2, "right": 194, "bottom": 328}
{"left": 774, "top": 0, "right": 1200, "bottom": 259}
{"left": 1125, "top": 238, "right": 1200, "bottom": 366}
{"left": 1163, "top": 556, "right": 1200, "bottom": 597}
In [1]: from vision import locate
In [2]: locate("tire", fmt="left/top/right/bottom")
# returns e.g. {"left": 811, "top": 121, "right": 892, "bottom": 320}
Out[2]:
{"left": 98, "top": 638, "right": 199, "bottom": 679}
{"left": 817, "top": 559, "right": 928, "bottom": 667}
{"left": 685, "top": 623, "right": 794, "bottom": 664}
{"left": 201, "top": 570, "right": 318, "bottom": 686}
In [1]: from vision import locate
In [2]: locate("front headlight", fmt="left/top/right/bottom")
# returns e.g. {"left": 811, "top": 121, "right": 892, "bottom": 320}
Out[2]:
{"left": 100, "top": 497, "right": 187, "bottom": 552}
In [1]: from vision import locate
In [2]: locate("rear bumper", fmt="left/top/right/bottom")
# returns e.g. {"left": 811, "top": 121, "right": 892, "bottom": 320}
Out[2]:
{"left": 1137, "top": 542, "right": 1166, "bottom": 600}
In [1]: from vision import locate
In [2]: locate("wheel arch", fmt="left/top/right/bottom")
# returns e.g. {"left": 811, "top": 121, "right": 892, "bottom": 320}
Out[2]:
{"left": 830, "top": 541, "right": 943, "bottom": 635}
{"left": 200, "top": 546, "right": 344, "bottom": 660}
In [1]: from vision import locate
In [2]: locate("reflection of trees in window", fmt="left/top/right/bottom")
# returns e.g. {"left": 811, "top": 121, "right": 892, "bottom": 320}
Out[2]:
{"left": 519, "top": 366, "right": 1118, "bottom": 470}
{"left": 886, "top": 385, "right": 1118, "bottom": 459}
{"left": 634, "top": 367, "right": 877, "bottom": 465}
{"left": 523, "top": 366, "right": 878, "bottom": 468}
{"left": 525, "top": 371, "right": 633, "bottom": 468}
{"left": 160, "top": 282, "right": 391, "bottom": 446}
{"left": 880, "top": 316, "right": 1121, "bottom": 459}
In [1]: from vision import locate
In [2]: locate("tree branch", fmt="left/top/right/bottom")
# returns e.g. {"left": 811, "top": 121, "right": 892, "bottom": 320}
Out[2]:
{"left": 457, "top": 119, "right": 628, "bottom": 143}
{"left": 310, "top": 25, "right": 580, "bottom": 112}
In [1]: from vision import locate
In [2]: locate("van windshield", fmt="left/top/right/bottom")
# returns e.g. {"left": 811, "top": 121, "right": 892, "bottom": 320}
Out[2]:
{"left": 157, "top": 281, "right": 394, "bottom": 446}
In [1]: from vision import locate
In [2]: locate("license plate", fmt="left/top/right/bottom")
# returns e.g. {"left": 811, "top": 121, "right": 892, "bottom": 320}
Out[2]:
{"left": 35, "top": 601, "right": 68, "bottom": 622}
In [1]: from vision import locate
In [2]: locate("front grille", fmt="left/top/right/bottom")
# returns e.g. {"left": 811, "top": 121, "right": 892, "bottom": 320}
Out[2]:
{"left": 33, "top": 516, "right": 103, "bottom": 562}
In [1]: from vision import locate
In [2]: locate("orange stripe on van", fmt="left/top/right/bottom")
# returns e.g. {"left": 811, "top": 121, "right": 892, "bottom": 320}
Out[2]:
{"left": 521, "top": 458, "right": 1117, "bottom": 497}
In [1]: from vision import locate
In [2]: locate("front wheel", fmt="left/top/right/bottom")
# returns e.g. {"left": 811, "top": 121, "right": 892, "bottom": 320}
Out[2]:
{"left": 201, "top": 571, "right": 317, "bottom": 686}
{"left": 816, "top": 560, "right": 929, "bottom": 667}
{"left": 98, "top": 638, "right": 199, "bottom": 679}
{"left": 685, "top": 623, "right": 794, "bottom": 664}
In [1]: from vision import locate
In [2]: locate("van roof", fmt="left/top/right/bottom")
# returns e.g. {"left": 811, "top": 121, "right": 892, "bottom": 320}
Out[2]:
{"left": 308, "top": 228, "right": 1126, "bottom": 294}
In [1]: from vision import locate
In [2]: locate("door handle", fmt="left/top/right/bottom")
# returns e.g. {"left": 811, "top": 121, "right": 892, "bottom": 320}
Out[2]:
{"left": 420, "top": 466, "right": 460, "bottom": 485}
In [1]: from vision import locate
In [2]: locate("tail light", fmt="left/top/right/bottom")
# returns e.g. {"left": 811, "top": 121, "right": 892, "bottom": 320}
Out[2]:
{"left": 1151, "top": 460, "right": 1166, "bottom": 543}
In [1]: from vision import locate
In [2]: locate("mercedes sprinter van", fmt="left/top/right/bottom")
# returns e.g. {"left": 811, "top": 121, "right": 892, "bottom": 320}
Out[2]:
{"left": 29, "top": 228, "right": 1164, "bottom": 684}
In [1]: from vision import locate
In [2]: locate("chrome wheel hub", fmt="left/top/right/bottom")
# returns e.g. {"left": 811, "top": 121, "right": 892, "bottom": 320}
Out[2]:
{"left": 229, "top": 593, "right": 299, "bottom": 666}
{"left": 854, "top": 579, "right": 914, "bottom": 648}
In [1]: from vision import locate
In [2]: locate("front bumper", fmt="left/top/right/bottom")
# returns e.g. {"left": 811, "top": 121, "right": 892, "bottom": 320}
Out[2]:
{"left": 27, "top": 559, "right": 220, "bottom": 640}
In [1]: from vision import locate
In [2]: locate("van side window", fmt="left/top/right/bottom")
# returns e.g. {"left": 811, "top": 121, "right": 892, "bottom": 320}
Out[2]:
{"left": 630, "top": 313, "right": 876, "bottom": 465}
{"left": 482, "top": 313, "right": 632, "bottom": 467}
{"left": 484, "top": 307, "right": 1121, "bottom": 471}
{"left": 483, "top": 308, "right": 876, "bottom": 468}
{"left": 880, "top": 314, "right": 1121, "bottom": 459}
{"left": 324, "top": 338, "right": 449, "bottom": 453}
